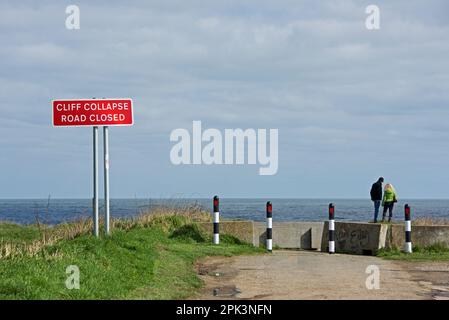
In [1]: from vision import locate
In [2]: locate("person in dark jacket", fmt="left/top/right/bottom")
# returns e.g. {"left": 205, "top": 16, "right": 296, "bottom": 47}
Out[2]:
{"left": 370, "top": 177, "right": 384, "bottom": 223}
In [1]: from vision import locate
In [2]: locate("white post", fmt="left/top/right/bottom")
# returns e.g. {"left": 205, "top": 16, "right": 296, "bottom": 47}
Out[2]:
{"left": 213, "top": 196, "right": 219, "bottom": 244}
{"left": 93, "top": 126, "right": 99, "bottom": 237}
{"left": 329, "top": 203, "right": 335, "bottom": 254}
{"left": 266, "top": 201, "right": 273, "bottom": 252}
{"left": 404, "top": 204, "right": 412, "bottom": 253}
{"left": 104, "top": 126, "right": 110, "bottom": 235}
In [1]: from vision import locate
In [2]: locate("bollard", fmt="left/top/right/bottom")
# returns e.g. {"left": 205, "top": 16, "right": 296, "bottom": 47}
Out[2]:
{"left": 404, "top": 204, "right": 412, "bottom": 253}
{"left": 213, "top": 196, "right": 219, "bottom": 244}
{"left": 266, "top": 201, "right": 273, "bottom": 252}
{"left": 329, "top": 203, "right": 335, "bottom": 254}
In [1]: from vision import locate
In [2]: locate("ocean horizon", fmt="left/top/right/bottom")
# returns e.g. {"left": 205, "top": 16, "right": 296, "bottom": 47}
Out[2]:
{"left": 1, "top": 198, "right": 448, "bottom": 225}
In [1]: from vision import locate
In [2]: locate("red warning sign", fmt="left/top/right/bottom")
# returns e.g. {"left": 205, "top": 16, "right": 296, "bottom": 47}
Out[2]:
{"left": 52, "top": 98, "right": 133, "bottom": 127}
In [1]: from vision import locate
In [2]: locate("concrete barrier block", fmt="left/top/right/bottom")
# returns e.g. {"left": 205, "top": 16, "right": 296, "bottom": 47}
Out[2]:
{"left": 199, "top": 220, "right": 449, "bottom": 253}
{"left": 387, "top": 224, "right": 404, "bottom": 249}
{"left": 387, "top": 224, "right": 449, "bottom": 249}
{"left": 321, "top": 222, "right": 387, "bottom": 255}
{"left": 254, "top": 222, "right": 324, "bottom": 250}
{"left": 310, "top": 223, "right": 325, "bottom": 250}
{"left": 413, "top": 226, "right": 449, "bottom": 247}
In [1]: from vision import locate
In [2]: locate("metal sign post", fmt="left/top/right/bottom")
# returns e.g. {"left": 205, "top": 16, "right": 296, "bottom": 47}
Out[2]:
{"left": 93, "top": 126, "right": 99, "bottom": 237}
{"left": 52, "top": 98, "right": 133, "bottom": 237}
{"left": 103, "top": 126, "right": 110, "bottom": 235}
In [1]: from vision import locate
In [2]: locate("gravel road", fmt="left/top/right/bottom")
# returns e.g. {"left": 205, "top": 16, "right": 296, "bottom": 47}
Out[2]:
{"left": 194, "top": 250, "right": 449, "bottom": 300}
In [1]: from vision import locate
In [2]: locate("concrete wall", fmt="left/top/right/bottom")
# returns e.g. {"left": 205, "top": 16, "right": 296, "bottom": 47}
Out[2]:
{"left": 198, "top": 221, "right": 324, "bottom": 249}
{"left": 197, "top": 220, "right": 449, "bottom": 255}
{"left": 321, "top": 222, "right": 388, "bottom": 255}
{"left": 254, "top": 222, "right": 323, "bottom": 250}
{"left": 387, "top": 224, "right": 449, "bottom": 249}
{"left": 197, "top": 221, "right": 254, "bottom": 244}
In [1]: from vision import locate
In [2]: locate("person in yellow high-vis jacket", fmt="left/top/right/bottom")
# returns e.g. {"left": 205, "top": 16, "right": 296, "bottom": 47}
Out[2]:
{"left": 382, "top": 183, "right": 398, "bottom": 222}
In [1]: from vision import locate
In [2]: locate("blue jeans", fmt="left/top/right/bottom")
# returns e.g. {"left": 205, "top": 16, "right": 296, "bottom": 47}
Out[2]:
{"left": 373, "top": 200, "right": 381, "bottom": 222}
{"left": 383, "top": 202, "right": 394, "bottom": 220}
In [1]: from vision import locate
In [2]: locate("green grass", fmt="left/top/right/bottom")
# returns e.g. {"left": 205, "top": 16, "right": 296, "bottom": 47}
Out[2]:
{"left": 0, "top": 219, "right": 262, "bottom": 299}
{"left": 378, "top": 243, "right": 449, "bottom": 261}
{"left": 0, "top": 223, "right": 42, "bottom": 243}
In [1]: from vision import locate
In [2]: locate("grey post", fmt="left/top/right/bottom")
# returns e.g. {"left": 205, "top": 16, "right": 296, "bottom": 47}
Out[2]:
{"left": 103, "top": 126, "right": 110, "bottom": 235}
{"left": 93, "top": 126, "right": 99, "bottom": 237}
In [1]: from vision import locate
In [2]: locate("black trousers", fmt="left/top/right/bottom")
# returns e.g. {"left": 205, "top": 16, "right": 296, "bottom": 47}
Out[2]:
{"left": 383, "top": 202, "right": 394, "bottom": 218}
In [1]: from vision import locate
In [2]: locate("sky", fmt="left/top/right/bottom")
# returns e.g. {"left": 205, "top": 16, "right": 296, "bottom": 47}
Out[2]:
{"left": 1, "top": 0, "right": 449, "bottom": 199}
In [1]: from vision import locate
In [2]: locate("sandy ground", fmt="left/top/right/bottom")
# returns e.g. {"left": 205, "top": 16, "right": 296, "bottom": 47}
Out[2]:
{"left": 193, "top": 250, "right": 449, "bottom": 300}
{"left": 395, "top": 260, "right": 449, "bottom": 300}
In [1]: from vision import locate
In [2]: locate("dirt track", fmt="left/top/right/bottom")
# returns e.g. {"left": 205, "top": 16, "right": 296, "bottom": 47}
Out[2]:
{"left": 194, "top": 250, "right": 449, "bottom": 300}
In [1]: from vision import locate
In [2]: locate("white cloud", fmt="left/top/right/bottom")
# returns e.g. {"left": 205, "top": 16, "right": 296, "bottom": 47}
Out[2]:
{"left": 0, "top": 0, "right": 449, "bottom": 197}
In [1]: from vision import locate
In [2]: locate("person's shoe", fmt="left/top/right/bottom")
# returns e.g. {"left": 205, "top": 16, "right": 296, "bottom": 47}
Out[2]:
{"left": 388, "top": 217, "right": 392, "bottom": 223}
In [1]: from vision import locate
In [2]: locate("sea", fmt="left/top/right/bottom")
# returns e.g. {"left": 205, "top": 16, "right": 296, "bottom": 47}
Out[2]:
{"left": 1, "top": 198, "right": 448, "bottom": 225}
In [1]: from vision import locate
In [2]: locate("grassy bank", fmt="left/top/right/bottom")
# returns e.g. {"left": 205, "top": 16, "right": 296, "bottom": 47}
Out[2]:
{"left": 0, "top": 223, "right": 41, "bottom": 243}
{"left": 0, "top": 208, "right": 262, "bottom": 299}
{"left": 378, "top": 243, "right": 449, "bottom": 261}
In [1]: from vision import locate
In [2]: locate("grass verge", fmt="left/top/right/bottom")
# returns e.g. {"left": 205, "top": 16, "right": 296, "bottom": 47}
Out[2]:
{"left": 0, "top": 223, "right": 41, "bottom": 243}
{"left": 378, "top": 243, "right": 449, "bottom": 261}
{"left": 0, "top": 210, "right": 262, "bottom": 299}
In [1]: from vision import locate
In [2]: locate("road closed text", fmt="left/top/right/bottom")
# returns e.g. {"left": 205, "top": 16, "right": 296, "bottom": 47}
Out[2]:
{"left": 60, "top": 113, "right": 127, "bottom": 123}
{"left": 52, "top": 99, "right": 133, "bottom": 126}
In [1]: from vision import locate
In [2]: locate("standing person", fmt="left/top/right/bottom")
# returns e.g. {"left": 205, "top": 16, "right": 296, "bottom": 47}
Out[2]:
{"left": 382, "top": 183, "right": 398, "bottom": 222}
{"left": 370, "top": 177, "right": 384, "bottom": 223}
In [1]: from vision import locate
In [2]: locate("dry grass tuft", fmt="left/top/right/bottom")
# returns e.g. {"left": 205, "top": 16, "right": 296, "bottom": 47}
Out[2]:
{"left": 413, "top": 217, "right": 449, "bottom": 226}
{"left": 0, "top": 203, "right": 210, "bottom": 259}
{"left": 0, "top": 219, "right": 93, "bottom": 259}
